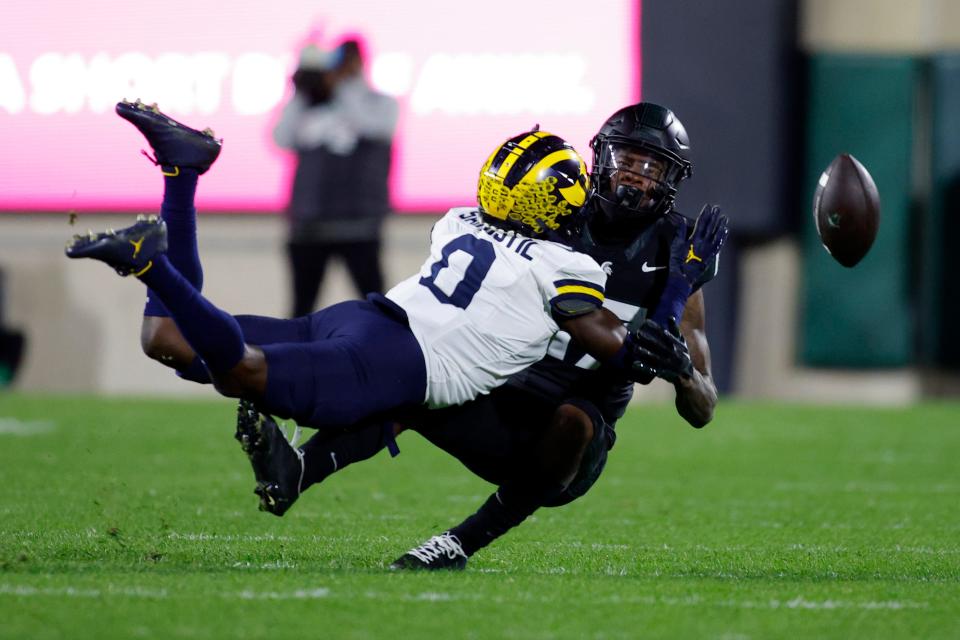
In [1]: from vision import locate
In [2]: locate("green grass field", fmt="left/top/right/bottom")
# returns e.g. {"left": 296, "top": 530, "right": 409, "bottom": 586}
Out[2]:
{"left": 0, "top": 394, "right": 958, "bottom": 639}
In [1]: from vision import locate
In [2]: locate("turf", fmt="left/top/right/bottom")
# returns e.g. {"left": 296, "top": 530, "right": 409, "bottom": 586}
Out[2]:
{"left": 0, "top": 394, "right": 958, "bottom": 639}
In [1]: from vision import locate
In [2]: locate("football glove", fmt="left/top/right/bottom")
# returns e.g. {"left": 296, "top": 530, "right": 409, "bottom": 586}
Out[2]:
{"left": 606, "top": 318, "right": 693, "bottom": 384}
{"left": 675, "top": 204, "right": 729, "bottom": 286}
{"left": 631, "top": 318, "right": 693, "bottom": 382}
{"left": 652, "top": 204, "right": 729, "bottom": 324}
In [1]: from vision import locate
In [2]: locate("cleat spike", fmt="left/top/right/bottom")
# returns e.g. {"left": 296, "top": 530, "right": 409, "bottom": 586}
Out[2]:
{"left": 136, "top": 214, "right": 146, "bottom": 221}
{"left": 202, "top": 127, "right": 215, "bottom": 138}
{"left": 235, "top": 400, "right": 304, "bottom": 517}
{"left": 121, "top": 98, "right": 131, "bottom": 105}
{"left": 116, "top": 99, "right": 222, "bottom": 175}
{"left": 65, "top": 217, "right": 167, "bottom": 276}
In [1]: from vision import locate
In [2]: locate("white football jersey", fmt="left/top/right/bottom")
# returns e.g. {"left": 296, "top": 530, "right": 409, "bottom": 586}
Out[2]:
{"left": 386, "top": 207, "right": 607, "bottom": 408}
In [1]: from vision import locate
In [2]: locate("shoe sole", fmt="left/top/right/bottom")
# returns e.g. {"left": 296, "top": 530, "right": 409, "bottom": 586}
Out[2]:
{"left": 235, "top": 400, "right": 264, "bottom": 455}
{"left": 254, "top": 481, "right": 287, "bottom": 515}
{"left": 64, "top": 217, "right": 167, "bottom": 276}
{"left": 235, "top": 400, "right": 292, "bottom": 517}
{"left": 389, "top": 556, "right": 468, "bottom": 571}
{"left": 116, "top": 100, "right": 222, "bottom": 173}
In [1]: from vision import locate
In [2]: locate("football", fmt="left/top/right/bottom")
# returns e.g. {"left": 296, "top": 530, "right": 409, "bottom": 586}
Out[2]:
{"left": 812, "top": 153, "right": 880, "bottom": 267}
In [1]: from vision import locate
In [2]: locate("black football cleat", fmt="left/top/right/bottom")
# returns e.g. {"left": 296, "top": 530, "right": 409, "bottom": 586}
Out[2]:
{"left": 235, "top": 399, "right": 305, "bottom": 517}
{"left": 116, "top": 99, "right": 222, "bottom": 175}
{"left": 390, "top": 532, "right": 469, "bottom": 571}
{"left": 64, "top": 216, "right": 167, "bottom": 277}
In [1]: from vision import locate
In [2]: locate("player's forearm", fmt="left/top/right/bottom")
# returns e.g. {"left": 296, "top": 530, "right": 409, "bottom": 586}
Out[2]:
{"left": 560, "top": 308, "right": 627, "bottom": 363}
{"left": 674, "top": 290, "right": 716, "bottom": 428}
{"left": 673, "top": 368, "right": 716, "bottom": 428}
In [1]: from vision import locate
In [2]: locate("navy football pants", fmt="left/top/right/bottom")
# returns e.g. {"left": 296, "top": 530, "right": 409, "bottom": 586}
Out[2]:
{"left": 232, "top": 295, "right": 426, "bottom": 429}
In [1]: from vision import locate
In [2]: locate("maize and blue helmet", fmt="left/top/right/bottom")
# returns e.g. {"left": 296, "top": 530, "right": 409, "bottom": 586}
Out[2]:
{"left": 477, "top": 129, "right": 590, "bottom": 238}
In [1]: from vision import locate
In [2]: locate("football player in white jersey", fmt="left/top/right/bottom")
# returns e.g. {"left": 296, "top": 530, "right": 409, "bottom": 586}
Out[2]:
{"left": 383, "top": 129, "right": 608, "bottom": 408}
{"left": 66, "top": 104, "right": 718, "bottom": 447}
{"left": 232, "top": 103, "right": 730, "bottom": 571}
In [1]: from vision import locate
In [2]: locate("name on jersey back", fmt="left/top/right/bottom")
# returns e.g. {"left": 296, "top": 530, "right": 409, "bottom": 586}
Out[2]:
{"left": 458, "top": 210, "right": 537, "bottom": 261}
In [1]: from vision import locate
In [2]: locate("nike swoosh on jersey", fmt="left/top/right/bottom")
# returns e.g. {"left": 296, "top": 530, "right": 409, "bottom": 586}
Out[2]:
{"left": 641, "top": 262, "right": 666, "bottom": 273}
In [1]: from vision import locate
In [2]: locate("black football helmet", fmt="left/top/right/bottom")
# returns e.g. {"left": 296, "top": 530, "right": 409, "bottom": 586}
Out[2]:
{"left": 589, "top": 103, "right": 692, "bottom": 236}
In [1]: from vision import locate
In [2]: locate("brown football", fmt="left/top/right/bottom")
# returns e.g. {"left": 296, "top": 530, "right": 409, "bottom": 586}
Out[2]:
{"left": 812, "top": 153, "right": 880, "bottom": 267}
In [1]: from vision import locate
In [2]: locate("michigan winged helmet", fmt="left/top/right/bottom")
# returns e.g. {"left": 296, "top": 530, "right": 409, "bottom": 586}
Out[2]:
{"left": 477, "top": 129, "right": 590, "bottom": 237}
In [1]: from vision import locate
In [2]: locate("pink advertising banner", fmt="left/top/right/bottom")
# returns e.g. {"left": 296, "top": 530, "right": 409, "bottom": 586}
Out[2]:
{"left": 0, "top": 1, "right": 639, "bottom": 212}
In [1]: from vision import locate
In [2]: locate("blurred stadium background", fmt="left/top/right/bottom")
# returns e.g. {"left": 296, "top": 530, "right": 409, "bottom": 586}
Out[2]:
{"left": 1, "top": 0, "right": 959, "bottom": 404}
{"left": 2, "top": 3, "right": 960, "bottom": 638}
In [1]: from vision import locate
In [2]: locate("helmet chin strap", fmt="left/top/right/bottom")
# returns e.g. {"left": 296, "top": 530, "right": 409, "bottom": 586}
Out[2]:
{"left": 614, "top": 184, "right": 659, "bottom": 212}
{"left": 588, "top": 193, "right": 662, "bottom": 243}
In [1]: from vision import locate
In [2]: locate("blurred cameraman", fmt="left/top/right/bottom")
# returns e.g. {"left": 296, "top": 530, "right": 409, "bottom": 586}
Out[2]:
{"left": 273, "top": 39, "right": 399, "bottom": 317}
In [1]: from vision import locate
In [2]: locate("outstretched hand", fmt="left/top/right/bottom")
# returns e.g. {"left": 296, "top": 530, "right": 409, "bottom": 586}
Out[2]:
{"left": 670, "top": 204, "right": 729, "bottom": 287}
{"left": 652, "top": 204, "right": 729, "bottom": 325}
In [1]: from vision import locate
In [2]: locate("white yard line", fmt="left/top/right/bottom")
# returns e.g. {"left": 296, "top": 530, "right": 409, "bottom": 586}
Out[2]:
{"left": 0, "top": 418, "right": 54, "bottom": 435}
{"left": 166, "top": 532, "right": 296, "bottom": 542}
{"left": 773, "top": 480, "right": 960, "bottom": 494}
{"left": 0, "top": 582, "right": 929, "bottom": 611}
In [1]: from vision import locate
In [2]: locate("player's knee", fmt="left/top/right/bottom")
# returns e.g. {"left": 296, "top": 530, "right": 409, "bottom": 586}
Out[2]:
{"left": 140, "top": 318, "right": 192, "bottom": 367}
{"left": 140, "top": 320, "right": 162, "bottom": 359}
{"left": 141, "top": 332, "right": 173, "bottom": 362}
{"left": 211, "top": 347, "right": 267, "bottom": 399}
{"left": 551, "top": 404, "right": 595, "bottom": 454}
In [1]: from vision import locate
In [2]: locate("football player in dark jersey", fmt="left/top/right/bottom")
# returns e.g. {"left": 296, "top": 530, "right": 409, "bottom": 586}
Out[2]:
{"left": 237, "top": 102, "right": 728, "bottom": 570}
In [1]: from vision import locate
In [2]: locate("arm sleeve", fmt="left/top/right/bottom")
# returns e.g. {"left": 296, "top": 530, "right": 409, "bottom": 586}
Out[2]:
{"left": 336, "top": 88, "right": 399, "bottom": 141}
{"left": 272, "top": 94, "right": 308, "bottom": 150}
{"left": 547, "top": 256, "right": 606, "bottom": 320}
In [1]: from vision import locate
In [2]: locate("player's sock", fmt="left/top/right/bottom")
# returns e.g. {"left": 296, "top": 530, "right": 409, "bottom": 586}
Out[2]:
{"left": 650, "top": 275, "right": 691, "bottom": 325}
{"left": 145, "top": 168, "right": 203, "bottom": 316}
{"left": 143, "top": 168, "right": 210, "bottom": 382}
{"left": 161, "top": 168, "right": 203, "bottom": 286}
{"left": 449, "top": 477, "right": 566, "bottom": 556}
{"left": 299, "top": 421, "right": 393, "bottom": 488}
{"left": 179, "top": 313, "right": 308, "bottom": 383}
{"left": 138, "top": 255, "right": 245, "bottom": 373}
{"left": 174, "top": 314, "right": 312, "bottom": 385}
